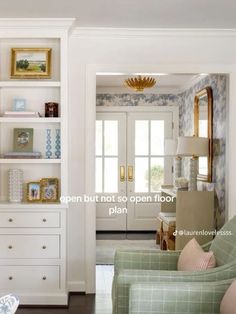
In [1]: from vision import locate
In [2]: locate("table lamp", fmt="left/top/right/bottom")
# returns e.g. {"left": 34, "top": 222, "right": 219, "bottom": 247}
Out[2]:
{"left": 176, "top": 136, "right": 209, "bottom": 190}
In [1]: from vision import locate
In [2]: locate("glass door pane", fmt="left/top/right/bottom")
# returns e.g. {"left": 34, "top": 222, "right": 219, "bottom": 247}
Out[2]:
{"left": 95, "top": 119, "right": 119, "bottom": 193}
{"left": 134, "top": 119, "right": 165, "bottom": 193}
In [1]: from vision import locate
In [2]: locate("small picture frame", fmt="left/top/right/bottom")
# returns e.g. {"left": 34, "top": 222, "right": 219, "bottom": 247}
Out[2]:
{"left": 27, "top": 182, "right": 41, "bottom": 202}
{"left": 13, "top": 98, "right": 26, "bottom": 112}
{"left": 11, "top": 48, "right": 52, "bottom": 79}
{"left": 13, "top": 128, "right": 33, "bottom": 152}
{"left": 41, "top": 178, "right": 59, "bottom": 202}
{"left": 45, "top": 102, "right": 59, "bottom": 117}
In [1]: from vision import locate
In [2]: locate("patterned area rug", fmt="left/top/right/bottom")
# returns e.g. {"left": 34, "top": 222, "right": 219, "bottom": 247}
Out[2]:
{"left": 96, "top": 239, "right": 159, "bottom": 264}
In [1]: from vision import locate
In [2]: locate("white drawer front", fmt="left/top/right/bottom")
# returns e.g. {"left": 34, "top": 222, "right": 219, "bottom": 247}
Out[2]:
{"left": 0, "top": 265, "right": 60, "bottom": 291}
{"left": 0, "top": 212, "right": 60, "bottom": 228}
{"left": 0, "top": 235, "right": 60, "bottom": 259}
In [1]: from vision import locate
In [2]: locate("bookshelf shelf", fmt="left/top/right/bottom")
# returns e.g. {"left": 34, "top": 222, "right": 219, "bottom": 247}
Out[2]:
{"left": 0, "top": 81, "right": 61, "bottom": 88}
{"left": 0, "top": 117, "right": 61, "bottom": 123}
{"left": 0, "top": 158, "right": 61, "bottom": 164}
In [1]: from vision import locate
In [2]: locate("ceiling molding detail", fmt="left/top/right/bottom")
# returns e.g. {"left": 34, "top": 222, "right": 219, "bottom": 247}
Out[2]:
{"left": 72, "top": 27, "right": 236, "bottom": 39}
{"left": 0, "top": 18, "right": 75, "bottom": 37}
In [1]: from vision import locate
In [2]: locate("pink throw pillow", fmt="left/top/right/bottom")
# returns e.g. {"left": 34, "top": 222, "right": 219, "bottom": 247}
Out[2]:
{"left": 178, "top": 238, "right": 216, "bottom": 271}
{"left": 220, "top": 280, "right": 236, "bottom": 314}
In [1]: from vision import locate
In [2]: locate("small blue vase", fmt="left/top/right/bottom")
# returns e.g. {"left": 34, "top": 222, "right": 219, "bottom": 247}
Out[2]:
{"left": 55, "top": 129, "right": 61, "bottom": 159}
{"left": 45, "top": 129, "right": 52, "bottom": 159}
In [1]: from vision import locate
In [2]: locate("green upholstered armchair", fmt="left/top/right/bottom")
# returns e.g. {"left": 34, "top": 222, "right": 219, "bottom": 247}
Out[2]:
{"left": 112, "top": 216, "right": 236, "bottom": 314}
{"left": 129, "top": 279, "right": 234, "bottom": 314}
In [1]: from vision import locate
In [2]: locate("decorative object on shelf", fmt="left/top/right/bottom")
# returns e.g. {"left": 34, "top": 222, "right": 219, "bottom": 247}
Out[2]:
{"left": 27, "top": 182, "right": 41, "bottom": 202}
{"left": 45, "top": 102, "right": 59, "bottom": 117}
{"left": 13, "top": 98, "right": 26, "bottom": 111}
{"left": 177, "top": 136, "right": 209, "bottom": 191}
{"left": 124, "top": 75, "right": 156, "bottom": 92}
{"left": 40, "top": 178, "right": 59, "bottom": 202}
{"left": 55, "top": 129, "right": 61, "bottom": 159}
{"left": 164, "top": 139, "right": 181, "bottom": 182}
{"left": 8, "top": 169, "right": 23, "bottom": 203}
{"left": 3, "top": 111, "right": 40, "bottom": 118}
{"left": 13, "top": 128, "right": 33, "bottom": 152}
{"left": 11, "top": 48, "right": 52, "bottom": 79}
{"left": 3, "top": 152, "right": 41, "bottom": 159}
{"left": 45, "top": 128, "right": 52, "bottom": 158}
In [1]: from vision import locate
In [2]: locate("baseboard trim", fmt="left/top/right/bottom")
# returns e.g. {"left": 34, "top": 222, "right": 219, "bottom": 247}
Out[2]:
{"left": 67, "top": 281, "right": 86, "bottom": 292}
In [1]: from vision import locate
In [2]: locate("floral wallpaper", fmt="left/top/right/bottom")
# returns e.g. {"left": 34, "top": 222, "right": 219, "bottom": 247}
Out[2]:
{"left": 179, "top": 75, "right": 227, "bottom": 227}
{"left": 96, "top": 74, "right": 227, "bottom": 227}
{"left": 96, "top": 93, "right": 181, "bottom": 107}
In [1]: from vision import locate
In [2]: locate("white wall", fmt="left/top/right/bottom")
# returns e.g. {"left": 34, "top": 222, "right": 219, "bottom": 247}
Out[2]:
{"left": 68, "top": 28, "right": 236, "bottom": 291}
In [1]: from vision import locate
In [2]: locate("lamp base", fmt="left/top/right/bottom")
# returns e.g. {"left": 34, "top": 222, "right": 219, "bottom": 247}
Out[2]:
{"left": 174, "top": 157, "right": 181, "bottom": 181}
{"left": 189, "top": 157, "right": 198, "bottom": 191}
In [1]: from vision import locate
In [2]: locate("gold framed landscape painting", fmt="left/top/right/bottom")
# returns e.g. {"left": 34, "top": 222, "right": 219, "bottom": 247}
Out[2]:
{"left": 11, "top": 48, "right": 51, "bottom": 78}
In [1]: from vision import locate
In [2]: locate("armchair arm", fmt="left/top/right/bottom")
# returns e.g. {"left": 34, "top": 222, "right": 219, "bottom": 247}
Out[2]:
{"left": 113, "top": 262, "right": 236, "bottom": 314}
{"left": 114, "top": 249, "right": 180, "bottom": 274}
{"left": 129, "top": 280, "right": 233, "bottom": 314}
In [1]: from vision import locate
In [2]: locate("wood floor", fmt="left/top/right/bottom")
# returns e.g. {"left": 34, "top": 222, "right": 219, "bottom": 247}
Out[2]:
{"left": 17, "top": 265, "right": 113, "bottom": 314}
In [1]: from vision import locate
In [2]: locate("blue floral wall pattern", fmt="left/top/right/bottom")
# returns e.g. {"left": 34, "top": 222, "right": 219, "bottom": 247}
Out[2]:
{"left": 179, "top": 75, "right": 227, "bottom": 227}
{"left": 96, "top": 93, "right": 181, "bottom": 107}
{"left": 96, "top": 74, "right": 227, "bottom": 227}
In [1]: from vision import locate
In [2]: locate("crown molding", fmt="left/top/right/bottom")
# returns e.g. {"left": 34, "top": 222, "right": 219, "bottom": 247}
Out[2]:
{"left": 72, "top": 27, "right": 236, "bottom": 39}
{"left": 0, "top": 18, "right": 76, "bottom": 31}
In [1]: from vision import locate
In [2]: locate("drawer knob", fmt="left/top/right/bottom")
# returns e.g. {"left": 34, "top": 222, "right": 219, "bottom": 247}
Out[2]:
{"left": 42, "top": 246, "right": 47, "bottom": 250}
{"left": 8, "top": 276, "right": 13, "bottom": 280}
{"left": 42, "top": 218, "right": 47, "bottom": 222}
{"left": 8, "top": 245, "right": 13, "bottom": 249}
{"left": 8, "top": 218, "right": 13, "bottom": 222}
{"left": 42, "top": 276, "right": 47, "bottom": 280}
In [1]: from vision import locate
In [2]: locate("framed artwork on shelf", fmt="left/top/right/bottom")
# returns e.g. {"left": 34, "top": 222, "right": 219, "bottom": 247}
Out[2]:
{"left": 13, "top": 98, "right": 26, "bottom": 111}
{"left": 41, "top": 178, "right": 59, "bottom": 202}
{"left": 13, "top": 128, "right": 33, "bottom": 152}
{"left": 27, "top": 182, "right": 41, "bottom": 202}
{"left": 11, "top": 48, "right": 52, "bottom": 79}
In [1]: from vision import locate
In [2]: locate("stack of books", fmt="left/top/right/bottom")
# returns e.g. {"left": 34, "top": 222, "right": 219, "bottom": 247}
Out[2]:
{"left": 3, "top": 152, "right": 42, "bottom": 159}
{"left": 3, "top": 111, "right": 41, "bottom": 118}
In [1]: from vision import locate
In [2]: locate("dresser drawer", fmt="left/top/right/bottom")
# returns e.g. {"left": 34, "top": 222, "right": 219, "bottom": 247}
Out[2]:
{"left": 0, "top": 212, "right": 60, "bottom": 228}
{"left": 0, "top": 235, "right": 60, "bottom": 259}
{"left": 0, "top": 265, "right": 60, "bottom": 291}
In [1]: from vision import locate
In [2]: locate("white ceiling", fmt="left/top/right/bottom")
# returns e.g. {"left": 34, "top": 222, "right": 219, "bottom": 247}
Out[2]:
{"left": 0, "top": 0, "right": 236, "bottom": 28}
{"left": 96, "top": 74, "right": 203, "bottom": 93}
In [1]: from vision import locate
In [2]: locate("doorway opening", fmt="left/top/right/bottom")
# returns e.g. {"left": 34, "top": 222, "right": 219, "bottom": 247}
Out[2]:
{"left": 91, "top": 72, "right": 227, "bottom": 312}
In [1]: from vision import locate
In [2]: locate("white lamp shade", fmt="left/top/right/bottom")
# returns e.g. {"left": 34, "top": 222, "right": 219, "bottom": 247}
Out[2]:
{"left": 177, "top": 136, "right": 209, "bottom": 157}
{"left": 164, "top": 139, "right": 177, "bottom": 156}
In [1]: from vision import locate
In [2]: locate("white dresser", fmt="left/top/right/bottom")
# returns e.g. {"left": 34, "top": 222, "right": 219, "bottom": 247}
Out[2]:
{"left": 0, "top": 203, "right": 67, "bottom": 305}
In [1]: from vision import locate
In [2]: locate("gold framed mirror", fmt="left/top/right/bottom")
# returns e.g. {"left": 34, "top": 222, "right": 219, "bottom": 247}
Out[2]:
{"left": 194, "top": 86, "right": 213, "bottom": 182}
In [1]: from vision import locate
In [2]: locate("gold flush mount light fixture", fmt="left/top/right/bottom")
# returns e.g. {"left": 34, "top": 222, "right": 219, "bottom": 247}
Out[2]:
{"left": 124, "top": 75, "right": 156, "bottom": 92}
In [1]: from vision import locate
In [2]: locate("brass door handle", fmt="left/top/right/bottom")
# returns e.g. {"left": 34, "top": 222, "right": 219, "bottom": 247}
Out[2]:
{"left": 120, "top": 166, "right": 126, "bottom": 182}
{"left": 128, "top": 166, "right": 134, "bottom": 182}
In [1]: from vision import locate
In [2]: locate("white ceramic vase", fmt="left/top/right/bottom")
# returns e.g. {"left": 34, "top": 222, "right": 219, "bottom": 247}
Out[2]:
{"left": 8, "top": 169, "right": 23, "bottom": 203}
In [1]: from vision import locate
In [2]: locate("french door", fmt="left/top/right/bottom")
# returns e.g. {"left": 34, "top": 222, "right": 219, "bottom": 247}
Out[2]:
{"left": 96, "top": 110, "right": 173, "bottom": 231}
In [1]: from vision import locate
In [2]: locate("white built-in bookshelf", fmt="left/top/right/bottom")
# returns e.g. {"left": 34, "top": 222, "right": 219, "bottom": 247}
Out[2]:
{"left": 0, "top": 36, "right": 67, "bottom": 203}
{"left": 0, "top": 19, "right": 74, "bottom": 305}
